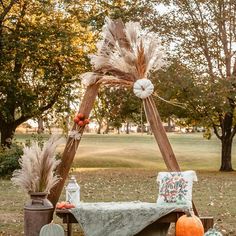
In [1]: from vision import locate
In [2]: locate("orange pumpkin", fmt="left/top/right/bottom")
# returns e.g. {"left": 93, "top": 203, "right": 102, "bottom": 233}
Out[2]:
{"left": 176, "top": 212, "right": 204, "bottom": 236}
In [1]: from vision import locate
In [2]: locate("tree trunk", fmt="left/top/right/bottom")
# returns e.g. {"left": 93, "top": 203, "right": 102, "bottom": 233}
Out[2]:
{"left": 37, "top": 117, "right": 44, "bottom": 134}
{"left": 215, "top": 112, "right": 235, "bottom": 171}
{"left": 97, "top": 126, "right": 101, "bottom": 134}
{"left": 0, "top": 123, "right": 16, "bottom": 148}
{"left": 126, "top": 122, "right": 129, "bottom": 134}
{"left": 105, "top": 123, "right": 110, "bottom": 134}
{"left": 220, "top": 136, "right": 234, "bottom": 171}
{"left": 167, "top": 117, "right": 172, "bottom": 132}
{"left": 97, "top": 121, "right": 102, "bottom": 134}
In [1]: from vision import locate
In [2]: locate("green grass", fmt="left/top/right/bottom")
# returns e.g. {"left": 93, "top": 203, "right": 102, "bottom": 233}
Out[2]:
{"left": 14, "top": 132, "right": 234, "bottom": 171}
{"left": 1, "top": 169, "right": 236, "bottom": 235}
{"left": 71, "top": 132, "right": 235, "bottom": 171}
{"left": 1, "top": 132, "right": 235, "bottom": 235}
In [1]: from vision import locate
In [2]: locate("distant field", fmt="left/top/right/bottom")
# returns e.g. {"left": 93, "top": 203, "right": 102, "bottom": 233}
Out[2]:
{"left": 66, "top": 132, "right": 234, "bottom": 171}
{"left": 14, "top": 132, "right": 236, "bottom": 170}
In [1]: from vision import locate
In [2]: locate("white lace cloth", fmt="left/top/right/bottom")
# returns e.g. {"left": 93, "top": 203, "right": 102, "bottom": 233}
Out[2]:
{"left": 70, "top": 202, "right": 189, "bottom": 236}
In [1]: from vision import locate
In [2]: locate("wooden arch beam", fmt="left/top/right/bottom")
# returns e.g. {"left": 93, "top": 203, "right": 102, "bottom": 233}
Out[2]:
{"left": 143, "top": 96, "right": 180, "bottom": 171}
{"left": 48, "top": 84, "right": 180, "bottom": 207}
{"left": 48, "top": 84, "right": 100, "bottom": 206}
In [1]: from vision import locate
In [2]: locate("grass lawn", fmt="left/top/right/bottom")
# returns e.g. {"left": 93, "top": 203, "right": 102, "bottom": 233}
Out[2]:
{"left": 0, "top": 132, "right": 236, "bottom": 235}
{"left": 73, "top": 132, "right": 235, "bottom": 170}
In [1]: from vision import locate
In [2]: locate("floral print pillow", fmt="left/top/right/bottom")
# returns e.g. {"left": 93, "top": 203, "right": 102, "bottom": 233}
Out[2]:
{"left": 156, "top": 171, "right": 197, "bottom": 207}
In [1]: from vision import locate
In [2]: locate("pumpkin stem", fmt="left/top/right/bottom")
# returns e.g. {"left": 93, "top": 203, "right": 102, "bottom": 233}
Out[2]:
{"left": 185, "top": 211, "right": 191, "bottom": 217}
{"left": 185, "top": 208, "right": 194, "bottom": 217}
{"left": 213, "top": 223, "right": 220, "bottom": 230}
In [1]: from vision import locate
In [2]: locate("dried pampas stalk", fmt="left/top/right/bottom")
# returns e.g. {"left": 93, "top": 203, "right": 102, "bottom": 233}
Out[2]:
{"left": 80, "top": 17, "right": 166, "bottom": 87}
{"left": 96, "top": 78, "right": 133, "bottom": 87}
{"left": 135, "top": 41, "right": 147, "bottom": 78}
{"left": 11, "top": 135, "right": 64, "bottom": 194}
{"left": 80, "top": 72, "right": 98, "bottom": 86}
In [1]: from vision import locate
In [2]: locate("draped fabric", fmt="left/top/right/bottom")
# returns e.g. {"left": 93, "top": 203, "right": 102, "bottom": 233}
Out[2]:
{"left": 70, "top": 202, "right": 189, "bottom": 236}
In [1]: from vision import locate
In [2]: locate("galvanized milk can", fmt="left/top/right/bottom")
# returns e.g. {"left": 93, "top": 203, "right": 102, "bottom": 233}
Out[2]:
{"left": 24, "top": 192, "right": 54, "bottom": 236}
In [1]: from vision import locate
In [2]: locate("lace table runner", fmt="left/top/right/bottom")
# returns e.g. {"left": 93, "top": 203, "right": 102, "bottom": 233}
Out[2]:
{"left": 70, "top": 202, "right": 188, "bottom": 236}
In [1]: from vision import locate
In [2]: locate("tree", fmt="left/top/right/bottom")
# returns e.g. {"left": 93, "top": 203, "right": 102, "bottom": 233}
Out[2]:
{"left": 92, "top": 87, "right": 114, "bottom": 134}
{"left": 36, "top": 83, "right": 84, "bottom": 135}
{"left": 64, "top": 0, "right": 155, "bottom": 28}
{"left": 119, "top": 88, "right": 143, "bottom": 134}
{"left": 153, "top": 59, "right": 205, "bottom": 133}
{"left": 0, "top": 0, "right": 95, "bottom": 147}
{"left": 93, "top": 86, "right": 141, "bottom": 134}
{"left": 151, "top": 0, "right": 236, "bottom": 171}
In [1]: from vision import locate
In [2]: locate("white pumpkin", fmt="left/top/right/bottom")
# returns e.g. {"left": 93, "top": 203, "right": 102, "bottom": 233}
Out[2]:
{"left": 39, "top": 222, "right": 64, "bottom": 236}
{"left": 204, "top": 228, "right": 223, "bottom": 236}
{"left": 133, "top": 78, "right": 154, "bottom": 99}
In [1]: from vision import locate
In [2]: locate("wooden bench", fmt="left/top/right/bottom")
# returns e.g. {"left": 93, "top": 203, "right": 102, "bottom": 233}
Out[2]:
{"left": 56, "top": 209, "right": 214, "bottom": 236}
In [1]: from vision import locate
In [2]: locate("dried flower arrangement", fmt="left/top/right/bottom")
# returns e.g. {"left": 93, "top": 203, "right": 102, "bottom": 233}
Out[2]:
{"left": 78, "top": 17, "right": 180, "bottom": 172}
{"left": 11, "top": 136, "right": 64, "bottom": 193}
{"left": 80, "top": 17, "right": 166, "bottom": 88}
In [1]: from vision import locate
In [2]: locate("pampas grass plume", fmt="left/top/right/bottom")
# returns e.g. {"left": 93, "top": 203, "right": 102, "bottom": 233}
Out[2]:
{"left": 81, "top": 18, "right": 166, "bottom": 86}
{"left": 11, "top": 135, "right": 64, "bottom": 194}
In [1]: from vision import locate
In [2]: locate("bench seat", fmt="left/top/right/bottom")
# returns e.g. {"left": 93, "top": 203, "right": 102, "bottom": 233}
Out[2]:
{"left": 56, "top": 209, "right": 213, "bottom": 236}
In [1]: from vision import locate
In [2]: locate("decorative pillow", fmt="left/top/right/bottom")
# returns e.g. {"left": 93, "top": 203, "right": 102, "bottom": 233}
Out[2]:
{"left": 156, "top": 170, "right": 197, "bottom": 208}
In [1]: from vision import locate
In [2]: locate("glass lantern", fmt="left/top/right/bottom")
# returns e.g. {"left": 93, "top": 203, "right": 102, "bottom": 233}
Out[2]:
{"left": 65, "top": 175, "right": 80, "bottom": 207}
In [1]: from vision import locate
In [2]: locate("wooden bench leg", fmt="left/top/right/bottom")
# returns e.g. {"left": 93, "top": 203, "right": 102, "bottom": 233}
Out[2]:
{"left": 67, "top": 223, "right": 72, "bottom": 236}
{"left": 65, "top": 214, "right": 73, "bottom": 236}
{"left": 200, "top": 217, "right": 214, "bottom": 232}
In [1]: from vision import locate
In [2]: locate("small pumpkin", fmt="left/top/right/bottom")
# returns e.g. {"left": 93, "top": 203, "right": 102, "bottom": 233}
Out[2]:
{"left": 84, "top": 118, "right": 90, "bottom": 125}
{"left": 56, "top": 201, "right": 67, "bottom": 209}
{"left": 77, "top": 113, "right": 85, "bottom": 120}
{"left": 39, "top": 222, "right": 64, "bottom": 236}
{"left": 73, "top": 117, "right": 80, "bottom": 123}
{"left": 133, "top": 78, "right": 154, "bottom": 99}
{"left": 78, "top": 120, "right": 85, "bottom": 127}
{"left": 64, "top": 203, "right": 76, "bottom": 209}
{"left": 176, "top": 212, "right": 204, "bottom": 236}
{"left": 56, "top": 201, "right": 75, "bottom": 209}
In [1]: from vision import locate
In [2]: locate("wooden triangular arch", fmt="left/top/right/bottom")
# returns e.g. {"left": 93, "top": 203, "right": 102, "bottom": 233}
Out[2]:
{"left": 48, "top": 18, "right": 197, "bottom": 214}
{"left": 48, "top": 82, "right": 180, "bottom": 206}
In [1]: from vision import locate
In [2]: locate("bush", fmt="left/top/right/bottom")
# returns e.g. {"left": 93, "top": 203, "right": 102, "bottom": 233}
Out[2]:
{"left": 0, "top": 143, "right": 23, "bottom": 178}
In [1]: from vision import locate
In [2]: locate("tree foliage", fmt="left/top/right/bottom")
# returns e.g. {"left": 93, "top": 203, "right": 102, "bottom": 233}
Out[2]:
{"left": 0, "top": 0, "right": 155, "bottom": 146}
{"left": 93, "top": 86, "right": 142, "bottom": 134}
{"left": 0, "top": 0, "right": 95, "bottom": 146}
{"left": 64, "top": 0, "right": 154, "bottom": 28}
{"left": 151, "top": 0, "right": 236, "bottom": 171}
